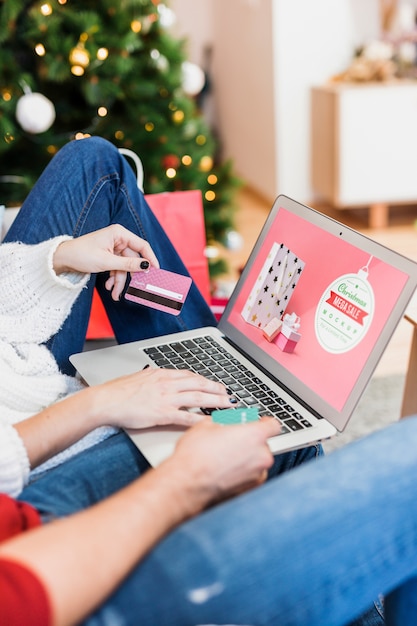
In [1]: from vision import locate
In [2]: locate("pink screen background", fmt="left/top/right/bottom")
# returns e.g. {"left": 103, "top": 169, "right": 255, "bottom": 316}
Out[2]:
{"left": 226, "top": 208, "right": 408, "bottom": 410}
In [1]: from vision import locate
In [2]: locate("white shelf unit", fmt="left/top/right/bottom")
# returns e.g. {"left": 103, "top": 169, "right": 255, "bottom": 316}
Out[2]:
{"left": 311, "top": 81, "right": 417, "bottom": 227}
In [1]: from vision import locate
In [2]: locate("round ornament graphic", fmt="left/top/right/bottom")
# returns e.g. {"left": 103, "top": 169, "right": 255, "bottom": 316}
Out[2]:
{"left": 315, "top": 258, "right": 374, "bottom": 354}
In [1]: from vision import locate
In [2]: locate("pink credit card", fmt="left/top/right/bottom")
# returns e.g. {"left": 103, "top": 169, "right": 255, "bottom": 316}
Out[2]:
{"left": 125, "top": 267, "right": 192, "bottom": 316}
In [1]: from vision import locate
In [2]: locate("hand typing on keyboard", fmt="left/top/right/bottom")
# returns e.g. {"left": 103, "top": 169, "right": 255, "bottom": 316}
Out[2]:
{"left": 144, "top": 336, "right": 312, "bottom": 435}
{"left": 94, "top": 366, "right": 233, "bottom": 429}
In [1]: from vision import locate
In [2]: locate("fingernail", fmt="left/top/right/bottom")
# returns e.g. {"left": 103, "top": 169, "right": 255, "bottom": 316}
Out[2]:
{"left": 140, "top": 260, "right": 150, "bottom": 270}
{"left": 229, "top": 397, "right": 238, "bottom": 404}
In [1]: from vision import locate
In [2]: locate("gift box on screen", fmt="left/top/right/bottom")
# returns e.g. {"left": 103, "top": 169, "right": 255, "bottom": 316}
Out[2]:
{"left": 241, "top": 242, "right": 305, "bottom": 329}
{"left": 276, "top": 312, "right": 302, "bottom": 353}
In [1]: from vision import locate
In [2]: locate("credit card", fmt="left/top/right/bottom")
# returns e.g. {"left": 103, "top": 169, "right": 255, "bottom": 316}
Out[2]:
{"left": 125, "top": 267, "right": 192, "bottom": 316}
{"left": 211, "top": 407, "right": 259, "bottom": 425}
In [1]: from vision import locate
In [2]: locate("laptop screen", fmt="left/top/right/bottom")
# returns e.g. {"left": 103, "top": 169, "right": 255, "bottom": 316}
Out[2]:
{"left": 219, "top": 196, "right": 417, "bottom": 430}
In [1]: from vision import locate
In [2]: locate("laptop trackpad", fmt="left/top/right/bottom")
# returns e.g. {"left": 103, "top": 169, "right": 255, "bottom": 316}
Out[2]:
{"left": 125, "top": 425, "right": 185, "bottom": 467}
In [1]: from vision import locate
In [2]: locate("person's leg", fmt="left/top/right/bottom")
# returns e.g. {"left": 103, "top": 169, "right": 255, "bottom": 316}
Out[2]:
{"left": 83, "top": 418, "right": 417, "bottom": 626}
{"left": 385, "top": 578, "right": 417, "bottom": 625}
{"left": 4, "top": 136, "right": 215, "bottom": 374}
{"left": 19, "top": 439, "right": 319, "bottom": 522}
{"left": 18, "top": 432, "right": 151, "bottom": 518}
{"left": 268, "top": 441, "right": 323, "bottom": 477}
{"left": 347, "top": 601, "right": 384, "bottom": 626}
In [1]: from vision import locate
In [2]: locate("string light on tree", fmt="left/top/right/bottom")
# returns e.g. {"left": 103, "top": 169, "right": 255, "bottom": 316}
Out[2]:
{"left": 199, "top": 155, "right": 213, "bottom": 171}
{"left": 205, "top": 244, "right": 220, "bottom": 259}
{"left": 35, "top": 43, "right": 46, "bottom": 57}
{"left": 172, "top": 110, "right": 185, "bottom": 124}
{"left": 182, "top": 155, "right": 192, "bottom": 166}
{"left": 40, "top": 3, "right": 52, "bottom": 16}
{"left": 2, "top": 89, "right": 12, "bottom": 102}
{"left": 131, "top": 20, "right": 142, "bottom": 33}
{"left": 97, "top": 48, "right": 109, "bottom": 61}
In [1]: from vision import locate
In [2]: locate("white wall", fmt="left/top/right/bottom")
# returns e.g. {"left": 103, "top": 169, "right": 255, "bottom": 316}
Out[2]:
{"left": 272, "top": 0, "right": 380, "bottom": 202}
{"left": 171, "top": 0, "right": 381, "bottom": 203}
{"left": 211, "top": 0, "right": 276, "bottom": 199}
{"left": 170, "top": 0, "right": 213, "bottom": 65}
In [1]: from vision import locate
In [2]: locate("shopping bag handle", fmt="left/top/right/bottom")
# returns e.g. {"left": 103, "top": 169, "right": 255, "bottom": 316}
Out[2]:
{"left": 119, "top": 148, "right": 144, "bottom": 192}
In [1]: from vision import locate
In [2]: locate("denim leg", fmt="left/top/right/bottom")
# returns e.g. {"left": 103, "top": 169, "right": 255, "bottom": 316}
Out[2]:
{"left": 385, "top": 577, "right": 417, "bottom": 625}
{"left": 347, "top": 600, "right": 384, "bottom": 626}
{"left": 19, "top": 438, "right": 319, "bottom": 522}
{"left": 4, "top": 136, "right": 215, "bottom": 374}
{"left": 83, "top": 418, "right": 417, "bottom": 626}
{"left": 18, "top": 432, "right": 151, "bottom": 519}
{"left": 268, "top": 442, "right": 323, "bottom": 478}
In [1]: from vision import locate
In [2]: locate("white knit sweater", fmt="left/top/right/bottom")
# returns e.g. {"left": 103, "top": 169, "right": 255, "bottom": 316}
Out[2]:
{"left": 0, "top": 236, "right": 115, "bottom": 497}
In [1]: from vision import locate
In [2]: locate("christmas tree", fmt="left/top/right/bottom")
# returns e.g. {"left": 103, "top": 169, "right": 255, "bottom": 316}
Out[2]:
{"left": 0, "top": 0, "right": 240, "bottom": 276}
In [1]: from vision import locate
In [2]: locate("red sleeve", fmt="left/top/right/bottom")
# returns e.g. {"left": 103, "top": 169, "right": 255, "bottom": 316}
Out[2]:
{"left": 0, "top": 558, "right": 51, "bottom": 626}
{"left": 0, "top": 495, "right": 51, "bottom": 624}
{"left": 0, "top": 493, "right": 41, "bottom": 542}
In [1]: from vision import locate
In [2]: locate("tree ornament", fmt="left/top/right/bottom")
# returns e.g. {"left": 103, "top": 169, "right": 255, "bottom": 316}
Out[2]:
{"left": 224, "top": 230, "right": 243, "bottom": 251}
{"left": 162, "top": 154, "right": 180, "bottom": 169}
{"left": 157, "top": 3, "right": 176, "bottom": 28}
{"left": 182, "top": 61, "right": 205, "bottom": 96}
{"left": 15, "top": 91, "right": 56, "bottom": 134}
{"left": 69, "top": 43, "right": 90, "bottom": 69}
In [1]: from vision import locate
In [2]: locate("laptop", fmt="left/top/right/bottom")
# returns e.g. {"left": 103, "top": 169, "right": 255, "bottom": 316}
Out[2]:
{"left": 70, "top": 195, "right": 417, "bottom": 465}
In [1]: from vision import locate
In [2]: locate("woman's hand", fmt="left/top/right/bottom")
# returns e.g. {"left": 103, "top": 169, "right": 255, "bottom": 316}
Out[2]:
{"left": 96, "top": 367, "right": 234, "bottom": 429}
{"left": 53, "top": 224, "right": 159, "bottom": 300}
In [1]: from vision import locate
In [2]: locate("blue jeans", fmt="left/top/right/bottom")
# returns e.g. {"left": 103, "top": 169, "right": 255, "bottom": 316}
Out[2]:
{"left": 19, "top": 420, "right": 417, "bottom": 626}
{"left": 4, "top": 136, "right": 216, "bottom": 375}
{"left": 80, "top": 422, "right": 417, "bottom": 626}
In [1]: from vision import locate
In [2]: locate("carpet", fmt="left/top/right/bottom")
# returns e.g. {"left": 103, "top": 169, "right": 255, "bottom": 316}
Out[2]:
{"left": 323, "top": 374, "right": 406, "bottom": 453}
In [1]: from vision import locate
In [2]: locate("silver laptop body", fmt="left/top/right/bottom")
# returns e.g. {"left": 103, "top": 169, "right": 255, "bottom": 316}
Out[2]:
{"left": 71, "top": 195, "right": 417, "bottom": 466}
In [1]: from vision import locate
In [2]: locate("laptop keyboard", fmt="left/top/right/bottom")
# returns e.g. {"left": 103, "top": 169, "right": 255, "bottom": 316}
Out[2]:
{"left": 144, "top": 335, "right": 313, "bottom": 436}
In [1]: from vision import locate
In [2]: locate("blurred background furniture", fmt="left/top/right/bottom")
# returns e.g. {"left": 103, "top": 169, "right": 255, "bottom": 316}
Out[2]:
{"left": 401, "top": 307, "right": 417, "bottom": 418}
{"left": 311, "top": 81, "right": 417, "bottom": 228}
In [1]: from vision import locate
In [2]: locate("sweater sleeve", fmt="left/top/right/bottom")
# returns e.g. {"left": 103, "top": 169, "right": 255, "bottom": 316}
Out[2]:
{"left": 0, "top": 236, "right": 90, "bottom": 344}
{"left": 0, "top": 424, "right": 30, "bottom": 497}
{"left": 0, "top": 493, "right": 42, "bottom": 540}
{"left": 0, "top": 559, "right": 52, "bottom": 626}
{"left": 0, "top": 495, "right": 50, "bottom": 626}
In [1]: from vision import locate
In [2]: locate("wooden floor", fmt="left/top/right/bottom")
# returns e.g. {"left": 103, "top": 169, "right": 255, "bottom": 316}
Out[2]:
{"left": 219, "top": 188, "right": 417, "bottom": 380}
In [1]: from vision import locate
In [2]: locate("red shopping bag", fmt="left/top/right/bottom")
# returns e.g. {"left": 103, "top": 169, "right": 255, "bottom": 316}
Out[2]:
{"left": 146, "top": 190, "right": 210, "bottom": 303}
{"left": 86, "top": 189, "right": 210, "bottom": 339}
